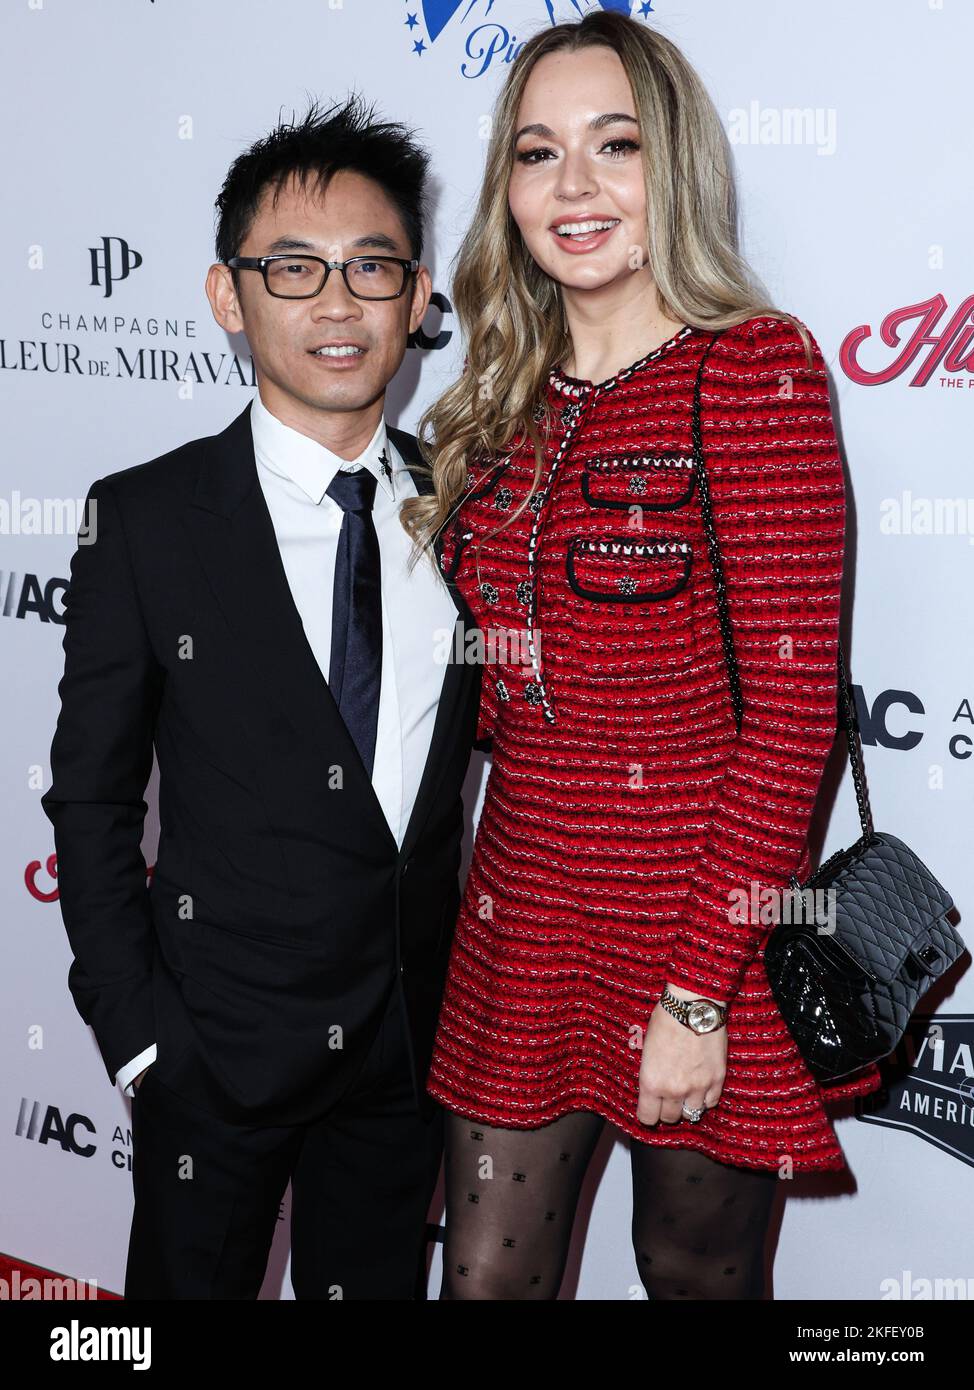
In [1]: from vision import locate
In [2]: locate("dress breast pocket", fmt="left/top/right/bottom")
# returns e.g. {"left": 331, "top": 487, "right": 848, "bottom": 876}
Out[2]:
{"left": 580, "top": 452, "right": 696, "bottom": 512}
{"left": 565, "top": 535, "right": 692, "bottom": 603}
{"left": 436, "top": 456, "right": 516, "bottom": 581}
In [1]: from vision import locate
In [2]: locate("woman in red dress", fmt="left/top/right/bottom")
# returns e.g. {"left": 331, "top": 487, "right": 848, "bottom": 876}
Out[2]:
{"left": 403, "top": 13, "right": 883, "bottom": 1300}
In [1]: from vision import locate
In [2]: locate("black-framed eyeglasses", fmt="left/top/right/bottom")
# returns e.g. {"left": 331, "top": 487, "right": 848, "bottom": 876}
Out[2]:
{"left": 225, "top": 254, "right": 419, "bottom": 301}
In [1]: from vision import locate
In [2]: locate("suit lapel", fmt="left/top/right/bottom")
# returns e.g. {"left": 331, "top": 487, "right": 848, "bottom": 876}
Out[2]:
{"left": 182, "top": 404, "right": 477, "bottom": 865}
{"left": 387, "top": 425, "right": 477, "bottom": 865}
{"left": 183, "top": 401, "right": 397, "bottom": 851}
{"left": 386, "top": 424, "right": 464, "bottom": 616}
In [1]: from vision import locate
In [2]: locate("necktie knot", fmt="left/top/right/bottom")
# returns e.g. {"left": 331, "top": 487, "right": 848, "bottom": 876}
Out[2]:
{"left": 326, "top": 466, "right": 378, "bottom": 515}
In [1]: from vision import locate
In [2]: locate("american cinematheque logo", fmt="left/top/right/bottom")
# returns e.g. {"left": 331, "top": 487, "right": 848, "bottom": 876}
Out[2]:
{"left": 400, "top": 0, "right": 651, "bottom": 75}
{"left": 859, "top": 1015, "right": 974, "bottom": 1169}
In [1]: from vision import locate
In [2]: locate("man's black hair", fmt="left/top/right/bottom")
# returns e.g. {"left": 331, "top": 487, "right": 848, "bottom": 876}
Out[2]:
{"left": 214, "top": 94, "right": 431, "bottom": 284}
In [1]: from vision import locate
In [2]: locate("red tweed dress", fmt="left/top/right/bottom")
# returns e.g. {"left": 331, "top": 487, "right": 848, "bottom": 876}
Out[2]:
{"left": 425, "top": 315, "right": 884, "bottom": 1172}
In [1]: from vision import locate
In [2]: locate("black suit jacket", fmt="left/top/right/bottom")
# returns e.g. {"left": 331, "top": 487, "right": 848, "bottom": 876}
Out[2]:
{"left": 41, "top": 401, "right": 482, "bottom": 1126}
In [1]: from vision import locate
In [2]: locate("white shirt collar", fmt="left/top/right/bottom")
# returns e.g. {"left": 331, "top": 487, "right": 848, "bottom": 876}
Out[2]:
{"left": 250, "top": 391, "right": 398, "bottom": 504}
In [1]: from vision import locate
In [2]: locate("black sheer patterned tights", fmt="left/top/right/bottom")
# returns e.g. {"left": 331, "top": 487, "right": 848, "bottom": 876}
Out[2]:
{"left": 440, "top": 1111, "right": 779, "bottom": 1300}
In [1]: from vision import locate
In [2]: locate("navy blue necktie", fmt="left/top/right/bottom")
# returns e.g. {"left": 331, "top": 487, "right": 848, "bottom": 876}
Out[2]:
{"left": 325, "top": 465, "right": 382, "bottom": 776}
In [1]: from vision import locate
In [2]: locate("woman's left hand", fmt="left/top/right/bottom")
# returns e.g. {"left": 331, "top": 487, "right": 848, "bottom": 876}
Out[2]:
{"left": 637, "top": 985, "right": 727, "bottom": 1126}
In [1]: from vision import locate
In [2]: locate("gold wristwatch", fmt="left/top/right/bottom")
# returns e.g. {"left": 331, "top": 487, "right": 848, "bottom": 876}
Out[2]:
{"left": 659, "top": 988, "right": 727, "bottom": 1035}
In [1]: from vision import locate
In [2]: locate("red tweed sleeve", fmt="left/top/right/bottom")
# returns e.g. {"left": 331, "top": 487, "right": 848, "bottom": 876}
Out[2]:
{"left": 476, "top": 662, "right": 500, "bottom": 745}
{"left": 663, "top": 315, "right": 846, "bottom": 1004}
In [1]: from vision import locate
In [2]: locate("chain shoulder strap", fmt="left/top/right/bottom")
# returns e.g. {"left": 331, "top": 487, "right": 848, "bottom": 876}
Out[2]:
{"left": 690, "top": 327, "right": 874, "bottom": 840}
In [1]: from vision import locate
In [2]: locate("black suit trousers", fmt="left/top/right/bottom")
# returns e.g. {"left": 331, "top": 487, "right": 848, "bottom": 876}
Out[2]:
{"left": 124, "top": 983, "right": 443, "bottom": 1300}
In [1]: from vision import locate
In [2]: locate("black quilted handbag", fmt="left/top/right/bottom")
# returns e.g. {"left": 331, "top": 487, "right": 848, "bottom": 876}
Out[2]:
{"left": 690, "top": 330, "right": 964, "bottom": 1082}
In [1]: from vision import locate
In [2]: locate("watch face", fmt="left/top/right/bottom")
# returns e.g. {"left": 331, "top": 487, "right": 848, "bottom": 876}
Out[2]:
{"left": 688, "top": 1001, "right": 719, "bottom": 1033}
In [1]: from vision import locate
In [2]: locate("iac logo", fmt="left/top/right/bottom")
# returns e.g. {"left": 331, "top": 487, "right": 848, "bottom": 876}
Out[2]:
{"left": 16, "top": 1098, "right": 135, "bottom": 1172}
{"left": 854, "top": 683, "right": 974, "bottom": 763}
{"left": 860, "top": 1016, "right": 974, "bottom": 1169}
{"left": 16, "top": 1098, "right": 97, "bottom": 1158}
{"left": 855, "top": 685, "right": 925, "bottom": 750}
{"left": 0, "top": 569, "right": 68, "bottom": 623}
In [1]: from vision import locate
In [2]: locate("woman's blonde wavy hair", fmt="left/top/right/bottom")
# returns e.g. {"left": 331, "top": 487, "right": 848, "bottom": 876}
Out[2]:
{"left": 400, "top": 11, "right": 813, "bottom": 566}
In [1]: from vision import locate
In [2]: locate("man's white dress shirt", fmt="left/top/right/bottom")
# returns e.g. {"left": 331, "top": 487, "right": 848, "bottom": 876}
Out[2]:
{"left": 116, "top": 393, "right": 456, "bottom": 1097}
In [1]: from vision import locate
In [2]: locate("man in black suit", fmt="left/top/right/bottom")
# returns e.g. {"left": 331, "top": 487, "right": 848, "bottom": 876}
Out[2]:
{"left": 41, "top": 97, "right": 482, "bottom": 1299}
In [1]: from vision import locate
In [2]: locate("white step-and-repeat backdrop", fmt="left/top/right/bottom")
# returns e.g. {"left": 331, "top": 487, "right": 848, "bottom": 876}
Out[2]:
{"left": 2, "top": 0, "right": 971, "bottom": 1300}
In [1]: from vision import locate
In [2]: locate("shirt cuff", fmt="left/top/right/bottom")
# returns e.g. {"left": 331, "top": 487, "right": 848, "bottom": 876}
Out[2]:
{"left": 117, "top": 1044, "right": 157, "bottom": 1098}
